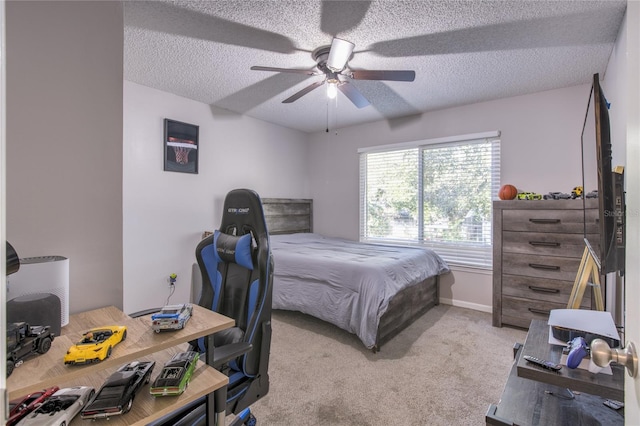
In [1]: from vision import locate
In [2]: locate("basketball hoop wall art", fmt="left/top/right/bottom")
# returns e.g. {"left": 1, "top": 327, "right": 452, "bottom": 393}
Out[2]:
{"left": 164, "top": 119, "right": 199, "bottom": 174}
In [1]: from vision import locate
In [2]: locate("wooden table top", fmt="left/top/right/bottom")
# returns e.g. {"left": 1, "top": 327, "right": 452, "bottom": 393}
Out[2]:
{"left": 7, "top": 304, "right": 234, "bottom": 398}
{"left": 517, "top": 319, "right": 624, "bottom": 401}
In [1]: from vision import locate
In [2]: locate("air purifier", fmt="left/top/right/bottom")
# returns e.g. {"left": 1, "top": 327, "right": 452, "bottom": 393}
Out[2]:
{"left": 7, "top": 256, "right": 70, "bottom": 326}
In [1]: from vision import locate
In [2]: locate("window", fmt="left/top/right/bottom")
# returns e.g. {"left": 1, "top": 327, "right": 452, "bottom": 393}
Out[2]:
{"left": 359, "top": 131, "right": 501, "bottom": 268}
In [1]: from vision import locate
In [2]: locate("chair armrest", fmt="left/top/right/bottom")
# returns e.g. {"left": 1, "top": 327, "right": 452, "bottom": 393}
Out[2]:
{"left": 213, "top": 342, "right": 253, "bottom": 369}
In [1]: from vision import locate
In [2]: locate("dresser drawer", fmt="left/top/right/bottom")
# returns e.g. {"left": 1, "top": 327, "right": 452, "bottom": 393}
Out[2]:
{"left": 502, "top": 252, "right": 581, "bottom": 281}
{"left": 501, "top": 274, "right": 591, "bottom": 308}
{"left": 501, "top": 296, "right": 567, "bottom": 328}
{"left": 493, "top": 200, "right": 601, "bottom": 329}
{"left": 502, "top": 209, "right": 598, "bottom": 234}
{"left": 502, "top": 231, "right": 599, "bottom": 258}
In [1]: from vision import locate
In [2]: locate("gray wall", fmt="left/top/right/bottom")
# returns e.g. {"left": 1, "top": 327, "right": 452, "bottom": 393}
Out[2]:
{"left": 6, "top": 1, "right": 124, "bottom": 313}
{"left": 122, "top": 82, "right": 310, "bottom": 314}
{"left": 307, "top": 84, "right": 596, "bottom": 310}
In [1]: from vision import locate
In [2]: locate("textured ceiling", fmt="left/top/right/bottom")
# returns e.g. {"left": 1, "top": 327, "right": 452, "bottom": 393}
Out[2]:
{"left": 124, "top": 0, "right": 627, "bottom": 133}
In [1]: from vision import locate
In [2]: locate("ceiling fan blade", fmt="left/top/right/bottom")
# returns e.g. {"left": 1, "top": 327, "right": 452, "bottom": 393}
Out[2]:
{"left": 350, "top": 70, "right": 416, "bottom": 82}
{"left": 338, "top": 82, "right": 370, "bottom": 109}
{"left": 251, "top": 66, "right": 319, "bottom": 76}
{"left": 327, "top": 38, "right": 355, "bottom": 71}
{"left": 283, "top": 81, "right": 325, "bottom": 103}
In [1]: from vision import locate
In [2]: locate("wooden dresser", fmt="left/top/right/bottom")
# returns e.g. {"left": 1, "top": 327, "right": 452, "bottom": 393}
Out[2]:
{"left": 492, "top": 199, "right": 599, "bottom": 328}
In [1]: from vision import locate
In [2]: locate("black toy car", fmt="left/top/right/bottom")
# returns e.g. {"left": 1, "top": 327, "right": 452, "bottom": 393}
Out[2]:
{"left": 6, "top": 322, "right": 54, "bottom": 377}
{"left": 80, "top": 360, "right": 155, "bottom": 420}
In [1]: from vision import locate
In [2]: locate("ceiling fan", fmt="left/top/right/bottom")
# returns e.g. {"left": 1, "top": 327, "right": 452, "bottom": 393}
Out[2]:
{"left": 250, "top": 37, "right": 416, "bottom": 108}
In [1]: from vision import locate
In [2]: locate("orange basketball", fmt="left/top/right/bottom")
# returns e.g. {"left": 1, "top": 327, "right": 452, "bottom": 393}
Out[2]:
{"left": 499, "top": 184, "right": 518, "bottom": 200}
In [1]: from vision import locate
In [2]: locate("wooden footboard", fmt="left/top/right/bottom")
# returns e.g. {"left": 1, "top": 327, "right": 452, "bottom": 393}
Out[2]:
{"left": 374, "top": 275, "right": 440, "bottom": 351}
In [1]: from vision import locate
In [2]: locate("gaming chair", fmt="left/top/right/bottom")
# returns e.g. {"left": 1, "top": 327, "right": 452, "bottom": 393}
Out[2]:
{"left": 149, "top": 189, "right": 273, "bottom": 426}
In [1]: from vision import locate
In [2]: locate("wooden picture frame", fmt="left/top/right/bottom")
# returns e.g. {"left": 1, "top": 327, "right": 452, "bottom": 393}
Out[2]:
{"left": 164, "top": 119, "right": 199, "bottom": 174}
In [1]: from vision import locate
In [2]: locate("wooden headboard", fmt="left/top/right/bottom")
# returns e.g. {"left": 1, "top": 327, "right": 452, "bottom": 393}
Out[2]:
{"left": 262, "top": 198, "right": 313, "bottom": 235}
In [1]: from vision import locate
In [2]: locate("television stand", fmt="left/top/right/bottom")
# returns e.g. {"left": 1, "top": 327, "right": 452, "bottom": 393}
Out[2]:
{"left": 487, "top": 320, "right": 624, "bottom": 425}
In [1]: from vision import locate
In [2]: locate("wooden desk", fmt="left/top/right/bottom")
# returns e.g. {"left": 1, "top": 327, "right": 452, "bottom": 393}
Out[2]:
{"left": 516, "top": 319, "right": 624, "bottom": 401}
{"left": 7, "top": 305, "right": 234, "bottom": 425}
{"left": 487, "top": 343, "right": 624, "bottom": 425}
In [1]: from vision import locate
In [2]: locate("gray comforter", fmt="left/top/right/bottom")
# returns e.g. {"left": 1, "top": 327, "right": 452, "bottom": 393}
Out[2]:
{"left": 270, "top": 233, "right": 450, "bottom": 348}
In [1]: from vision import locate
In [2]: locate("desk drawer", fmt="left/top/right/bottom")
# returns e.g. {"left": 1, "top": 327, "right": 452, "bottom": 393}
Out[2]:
{"left": 502, "top": 209, "right": 598, "bottom": 234}
{"left": 503, "top": 253, "right": 581, "bottom": 281}
{"left": 502, "top": 274, "right": 590, "bottom": 307}
{"left": 502, "top": 231, "right": 599, "bottom": 258}
{"left": 501, "top": 296, "right": 567, "bottom": 328}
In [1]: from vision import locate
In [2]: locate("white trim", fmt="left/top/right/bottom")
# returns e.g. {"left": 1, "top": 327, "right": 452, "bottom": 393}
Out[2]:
{"left": 439, "top": 298, "right": 492, "bottom": 313}
{"left": 357, "top": 130, "right": 501, "bottom": 154}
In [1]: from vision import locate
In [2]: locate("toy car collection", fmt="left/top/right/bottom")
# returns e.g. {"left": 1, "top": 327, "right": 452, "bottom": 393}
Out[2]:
{"left": 64, "top": 326, "right": 127, "bottom": 365}
{"left": 518, "top": 187, "right": 598, "bottom": 201}
{"left": 6, "top": 322, "right": 55, "bottom": 377}
{"left": 81, "top": 360, "right": 155, "bottom": 420}
{"left": 151, "top": 303, "right": 193, "bottom": 333}
{"left": 7, "top": 386, "right": 59, "bottom": 426}
{"left": 150, "top": 351, "right": 200, "bottom": 396}
{"left": 17, "top": 386, "right": 95, "bottom": 426}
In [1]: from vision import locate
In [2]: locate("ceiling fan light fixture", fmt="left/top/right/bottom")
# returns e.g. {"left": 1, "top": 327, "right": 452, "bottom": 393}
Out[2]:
{"left": 327, "top": 81, "right": 338, "bottom": 99}
{"left": 327, "top": 38, "right": 354, "bottom": 71}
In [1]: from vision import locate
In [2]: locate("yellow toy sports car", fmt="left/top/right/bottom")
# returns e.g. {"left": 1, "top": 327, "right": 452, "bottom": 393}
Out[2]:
{"left": 64, "top": 326, "right": 127, "bottom": 365}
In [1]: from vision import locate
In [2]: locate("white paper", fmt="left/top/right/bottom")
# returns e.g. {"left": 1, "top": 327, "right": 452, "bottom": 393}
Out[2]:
{"left": 560, "top": 353, "right": 612, "bottom": 375}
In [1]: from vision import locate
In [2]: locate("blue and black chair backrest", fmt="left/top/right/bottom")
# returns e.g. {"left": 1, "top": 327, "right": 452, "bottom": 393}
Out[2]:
{"left": 194, "top": 188, "right": 273, "bottom": 413}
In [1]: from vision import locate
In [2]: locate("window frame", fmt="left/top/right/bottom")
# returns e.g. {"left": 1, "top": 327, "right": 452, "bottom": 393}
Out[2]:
{"left": 358, "top": 131, "right": 501, "bottom": 269}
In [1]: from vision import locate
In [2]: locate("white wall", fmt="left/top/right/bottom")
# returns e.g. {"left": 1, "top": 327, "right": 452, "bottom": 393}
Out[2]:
{"left": 308, "top": 84, "right": 594, "bottom": 310}
{"left": 603, "top": 13, "right": 628, "bottom": 169}
{"left": 123, "top": 82, "right": 310, "bottom": 314}
{"left": 5, "top": 1, "right": 124, "bottom": 313}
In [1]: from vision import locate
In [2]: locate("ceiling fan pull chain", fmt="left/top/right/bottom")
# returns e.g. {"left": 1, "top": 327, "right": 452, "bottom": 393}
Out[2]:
{"left": 334, "top": 95, "right": 338, "bottom": 135}
{"left": 326, "top": 98, "right": 330, "bottom": 133}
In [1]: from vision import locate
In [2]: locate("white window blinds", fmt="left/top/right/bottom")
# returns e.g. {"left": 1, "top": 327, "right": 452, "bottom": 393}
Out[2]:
{"left": 359, "top": 132, "right": 501, "bottom": 269}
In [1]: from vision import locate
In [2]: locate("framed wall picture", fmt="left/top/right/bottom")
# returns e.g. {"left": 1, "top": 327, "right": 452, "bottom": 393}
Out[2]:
{"left": 164, "top": 119, "right": 199, "bottom": 174}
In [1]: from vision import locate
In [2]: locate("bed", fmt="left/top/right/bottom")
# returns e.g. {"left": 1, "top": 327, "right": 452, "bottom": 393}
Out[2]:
{"left": 262, "top": 198, "right": 450, "bottom": 351}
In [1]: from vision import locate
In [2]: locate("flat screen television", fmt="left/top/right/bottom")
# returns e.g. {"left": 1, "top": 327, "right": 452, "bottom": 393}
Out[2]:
{"left": 581, "top": 73, "right": 625, "bottom": 275}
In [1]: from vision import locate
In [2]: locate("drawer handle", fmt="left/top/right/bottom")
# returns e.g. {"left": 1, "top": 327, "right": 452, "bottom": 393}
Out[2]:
{"left": 528, "top": 263, "right": 560, "bottom": 271}
{"left": 528, "top": 307, "right": 551, "bottom": 315}
{"left": 529, "top": 241, "right": 561, "bottom": 247}
{"left": 529, "top": 218, "right": 561, "bottom": 224}
{"left": 528, "top": 285, "right": 560, "bottom": 294}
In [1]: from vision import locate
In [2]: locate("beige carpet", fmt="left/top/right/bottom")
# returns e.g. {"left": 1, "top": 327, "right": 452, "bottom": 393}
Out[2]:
{"left": 249, "top": 304, "right": 527, "bottom": 425}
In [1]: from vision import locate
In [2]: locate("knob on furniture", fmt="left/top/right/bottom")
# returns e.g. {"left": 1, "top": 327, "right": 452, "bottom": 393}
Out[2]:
{"left": 590, "top": 338, "right": 638, "bottom": 377}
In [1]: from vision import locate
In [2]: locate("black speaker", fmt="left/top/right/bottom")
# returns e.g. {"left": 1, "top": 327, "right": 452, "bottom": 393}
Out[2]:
{"left": 7, "top": 293, "right": 62, "bottom": 336}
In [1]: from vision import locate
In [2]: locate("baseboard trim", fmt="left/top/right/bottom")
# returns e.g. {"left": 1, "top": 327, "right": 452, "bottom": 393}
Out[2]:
{"left": 440, "top": 298, "right": 492, "bottom": 313}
